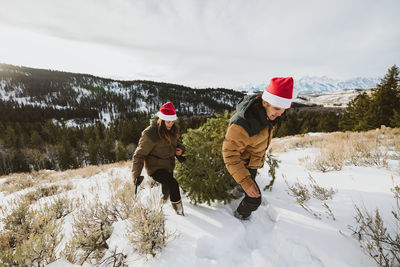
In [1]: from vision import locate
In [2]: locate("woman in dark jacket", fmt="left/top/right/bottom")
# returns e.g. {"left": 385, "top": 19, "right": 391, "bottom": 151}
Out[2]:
{"left": 132, "top": 102, "right": 185, "bottom": 215}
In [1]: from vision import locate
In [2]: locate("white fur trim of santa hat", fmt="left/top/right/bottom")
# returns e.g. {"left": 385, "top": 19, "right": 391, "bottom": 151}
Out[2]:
{"left": 262, "top": 90, "right": 293, "bottom": 109}
{"left": 156, "top": 111, "right": 177, "bottom": 121}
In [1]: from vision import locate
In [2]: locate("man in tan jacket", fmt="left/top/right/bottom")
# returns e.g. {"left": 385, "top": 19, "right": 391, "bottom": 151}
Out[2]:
{"left": 222, "top": 77, "right": 294, "bottom": 220}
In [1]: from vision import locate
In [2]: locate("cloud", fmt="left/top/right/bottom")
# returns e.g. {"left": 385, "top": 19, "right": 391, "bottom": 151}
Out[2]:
{"left": 0, "top": 0, "right": 399, "bottom": 88}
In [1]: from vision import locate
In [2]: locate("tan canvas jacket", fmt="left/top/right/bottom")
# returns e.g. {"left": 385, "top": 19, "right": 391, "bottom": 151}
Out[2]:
{"left": 222, "top": 123, "right": 273, "bottom": 191}
{"left": 222, "top": 94, "right": 275, "bottom": 191}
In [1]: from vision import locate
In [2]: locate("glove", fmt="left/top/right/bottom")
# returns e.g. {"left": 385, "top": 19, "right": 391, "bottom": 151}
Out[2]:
{"left": 176, "top": 155, "right": 186, "bottom": 163}
{"left": 134, "top": 175, "right": 144, "bottom": 196}
{"left": 176, "top": 143, "right": 186, "bottom": 153}
{"left": 175, "top": 143, "right": 186, "bottom": 163}
{"left": 134, "top": 175, "right": 144, "bottom": 186}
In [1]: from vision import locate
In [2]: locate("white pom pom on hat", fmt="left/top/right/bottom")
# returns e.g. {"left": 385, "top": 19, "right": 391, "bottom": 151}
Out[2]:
{"left": 262, "top": 77, "right": 294, "bottom": 109}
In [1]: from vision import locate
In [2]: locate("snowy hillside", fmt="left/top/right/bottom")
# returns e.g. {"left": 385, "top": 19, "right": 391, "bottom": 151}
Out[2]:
{"left": 0, "top": 63, "right": 243, "bottom": 126}
{"left": 1, "top": 129, "right": 399, "bottom": 266}
{"left": 294, "top": 89, "right": 372, "bottom": 107}
{"left": 236, "top": 76, "right": 380, "bottom": 94}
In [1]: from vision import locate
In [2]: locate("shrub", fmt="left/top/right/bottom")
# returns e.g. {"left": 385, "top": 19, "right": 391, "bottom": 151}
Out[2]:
{"left": 13, "top": 218, "right": 63, "bottom": 266}
{"left": 313, "top": 148, "right": 344, "bottom": 172}
{"left": 394, "top": 139, "right": 400, "bottom": 160}
{"left": 97, "top": 248, "right": 128, "bottom": 267}
{"left": 109, "top": 180, "right": 136, "bottom": 220}
{"left": 350, "top": 189, "right": 400, "bottom": 267}
{"left": 175, "top": 112, "right": 235, "bottom": 205}
{"left": 0, "top": 170, "right": 59, "bottom": 194}
{"left": 283, "top": 174, "right": 337, "bottom": 220}
{"left": 1, "top": 197, "right": 32, "bottom": 246}
{"left": 308, "top": 174, "right": 336, "bottom": 201}
{"left": 45, "top": 195, "right": 75, "bottom": 219}
{"left": 24, "top": 184, "right": 61, "bottom": 203}
{"left": 0, "top": 197, "right": 64, "bottom": 265}
{"left": 127, "top": 190, "right": 168, "bottom": 258}
{"left": 0, "top": 174, "right": 34, "bottom": 194}
{"left": 283, "top": 175, "right": 310, "bottom": 204}
{"left": 61, "top": 199, "right": 117, "bottom": 265}
{"left": 0, "top": 239, "right": 14, "bottom": 265}
{"left": 398, "top": 161, "right": 400, "bottom": 176}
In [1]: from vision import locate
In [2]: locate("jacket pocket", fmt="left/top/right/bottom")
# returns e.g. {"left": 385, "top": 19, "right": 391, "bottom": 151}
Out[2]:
{"left": 248, "top": 155, "right": 263, "bottom": 168}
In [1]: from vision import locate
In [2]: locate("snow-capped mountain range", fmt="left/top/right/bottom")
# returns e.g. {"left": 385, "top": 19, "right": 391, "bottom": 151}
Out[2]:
{"left": 236, "top": 76, "right": 381, "bottom": 94}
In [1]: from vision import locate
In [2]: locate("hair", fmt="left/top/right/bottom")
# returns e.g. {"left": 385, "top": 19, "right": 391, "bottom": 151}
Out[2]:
{"left": 157, "top": 119, "right": 178, "bottom": 144}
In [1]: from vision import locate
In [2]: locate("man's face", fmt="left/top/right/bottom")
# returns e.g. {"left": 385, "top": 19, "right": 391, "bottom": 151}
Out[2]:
{"left": 262, "top": 101, "right": 286, "bottom": 120}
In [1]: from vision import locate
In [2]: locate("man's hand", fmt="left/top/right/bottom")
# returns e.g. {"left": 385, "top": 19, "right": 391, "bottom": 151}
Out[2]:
{"left": 244, "top": 183, "right": 260, "bottom": 198}
{"left": 175, "top": 148, "right": 183, "bottom": 156}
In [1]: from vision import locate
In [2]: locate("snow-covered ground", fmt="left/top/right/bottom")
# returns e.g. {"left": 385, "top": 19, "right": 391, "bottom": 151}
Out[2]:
{"left": 1, "top": 144, "right": 399, "bottom": 266}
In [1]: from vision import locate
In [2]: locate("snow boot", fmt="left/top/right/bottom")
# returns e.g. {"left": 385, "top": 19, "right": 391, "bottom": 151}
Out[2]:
{"left": 171, "top": 200, "right": 185, "bottom": 216}
{"left": 234, "top": 210, "right": 249, "bottom": 221}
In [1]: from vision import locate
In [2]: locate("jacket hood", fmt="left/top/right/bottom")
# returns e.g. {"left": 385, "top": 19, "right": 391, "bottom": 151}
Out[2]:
{"left": 230, "top": 93, "right": 278, "bottom": 137}
{"left": 236, "top": 94, "right": 260, "bottom": 116}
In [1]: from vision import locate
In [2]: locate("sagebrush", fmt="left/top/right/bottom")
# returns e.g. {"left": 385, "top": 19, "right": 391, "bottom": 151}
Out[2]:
{"left": 350, "top": 185, "right": 400, "bottom": 266}
{"left": 61, "top": 198, "right": 117, "bottom": 265}
{"left": 127, "top": 190, "right": 168, "bottom": 258}
{"left": 283, "top": 174, "right": 336, "bottom": 220}
{"left": 0, "top": 197, "right": 64, "bottom": 266}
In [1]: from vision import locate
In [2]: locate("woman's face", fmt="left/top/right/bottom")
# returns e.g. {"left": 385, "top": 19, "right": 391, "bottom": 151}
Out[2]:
{"left": 165, "top": 120, "right": 175, "bottom": 130}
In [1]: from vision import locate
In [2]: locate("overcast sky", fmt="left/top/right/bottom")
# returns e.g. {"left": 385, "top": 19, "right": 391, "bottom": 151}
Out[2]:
{"left": 0, "top": 0, "right": 399, "bottom": 88}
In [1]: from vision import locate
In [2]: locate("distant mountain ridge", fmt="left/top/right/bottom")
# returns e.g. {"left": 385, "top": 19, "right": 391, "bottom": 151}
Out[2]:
{"left": 236, "top": 76, "right": 381, "bottom": 94}
{"left": 0, "top": 63, "right": 381, "bottom": 126}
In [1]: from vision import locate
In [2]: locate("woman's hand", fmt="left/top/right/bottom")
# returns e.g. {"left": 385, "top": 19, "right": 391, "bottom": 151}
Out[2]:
{"left": 175, "top": 148, "right": 183, "bottom": 156}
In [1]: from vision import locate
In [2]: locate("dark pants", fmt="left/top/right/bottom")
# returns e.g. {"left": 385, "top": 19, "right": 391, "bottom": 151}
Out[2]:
{"left": 236, "top": 168, "right": 261, "bottom": 219}
{"left": 150, "top": 169, "right": 181, "bottom": 202}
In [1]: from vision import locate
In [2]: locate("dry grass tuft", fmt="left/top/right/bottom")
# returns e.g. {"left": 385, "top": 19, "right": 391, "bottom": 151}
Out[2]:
{"left": 275, "top": 128, "right": 399, "bottom": 172}
{"left": 24, "top": 184, "right": 61, "bottom": 203}
{"left": 0, "top": 169, "right": 74, "bottom": 194}
{"left": 62, "top": 161, "right": 130, "bottom": 179}
{"left": 21, "top": 183, "right": 74, "bottom": 205}
{"left": 62, "top": 165, "right": 109, "bottom": 179}
{"left": 271, "top": 127, "right": 399, "bottom": 156}
{"left": 0, "top": 160, "right": 130, "bottom": 196}
{"left": 0, "top": 174, "right": 35, "bottom": 194}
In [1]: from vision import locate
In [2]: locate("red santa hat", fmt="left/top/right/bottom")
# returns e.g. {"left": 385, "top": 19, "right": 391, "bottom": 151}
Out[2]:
{"left": 262, "top": 77, "right": 294, "bottom": 109}
{"left": 156, "top": 102, "right": 177, "bottom": 121}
